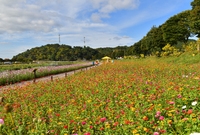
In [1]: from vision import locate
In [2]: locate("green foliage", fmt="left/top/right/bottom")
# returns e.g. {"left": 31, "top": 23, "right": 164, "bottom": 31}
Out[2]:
{"left": 161, "top": 43, "right": 182, "bottom": 57}
{"left": 183, "top": 41, "right": 198, "bottom": 53}
{"left": 12, "top": 44, "right": 101, "bottom": 62}
{"left": 12, "top": 44, "right": 130, "bottom": 62}
{"left": 162, "top": 10, "right": 190, "bottom": 45}
{"left": 162, "top": 52, "right": 200, "bottom": 64}
{"left": 190, "top": 0, "right": 200, "bottom": 37}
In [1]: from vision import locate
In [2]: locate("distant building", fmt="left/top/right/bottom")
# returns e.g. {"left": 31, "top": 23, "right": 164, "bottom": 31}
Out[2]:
{"left": 3, "top": 61, "right": 12, "bottom": 64}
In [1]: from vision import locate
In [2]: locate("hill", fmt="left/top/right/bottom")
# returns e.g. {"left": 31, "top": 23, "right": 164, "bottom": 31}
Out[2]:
{"left": 11, "top": 44, "right": 128, "bottom": 62}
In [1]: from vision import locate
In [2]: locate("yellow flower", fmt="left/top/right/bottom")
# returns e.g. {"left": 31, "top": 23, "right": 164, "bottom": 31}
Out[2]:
{"left": 168, "top": 113, "right": 173, "bottom": 117}
{"left": 153, "top": 125, "right": 157, "bottom": 129}
{"left": 182, "top": 98, "right": 187, "bottom": 101}
{"left": 58, "top": 122, "right": 63, "bottom": 125}
{"left": 169, "top": 110, "right": 175, "bottom": 113}
{"left": 143, "top": 127, "right": 148, "bottom": 132}
{"left": 130, "top": 107, "right": 135, "bottom": 112}
{"left": 168, "top": 120, "right": 172, "bottom": 124}
{"left": 191, "top": 113, "right": 196, "bottom": 117}
{"left": 105, "top": 122, "right": 110, "bottom": 128}
{"left": 132, "top": 129, "right": 138, "bottom": 134}
{"left": 87, "top": 100, "right": 91, "bottom": 103}
{"left": 194, "top": 76, "right": 199, "bottom": 80}
{"left": 48, "top": 109, "right": 53, "bottom": 113}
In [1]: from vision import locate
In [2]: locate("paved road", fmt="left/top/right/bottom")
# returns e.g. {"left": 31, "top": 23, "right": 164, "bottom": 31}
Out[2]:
{"left": 0, "top": 64, "right": 96, "bottom": 91}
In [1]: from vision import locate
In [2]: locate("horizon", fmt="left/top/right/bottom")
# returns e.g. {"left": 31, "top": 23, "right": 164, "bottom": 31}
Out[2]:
{"left": 0, "top": 0, "right": 193, "bottom": 59}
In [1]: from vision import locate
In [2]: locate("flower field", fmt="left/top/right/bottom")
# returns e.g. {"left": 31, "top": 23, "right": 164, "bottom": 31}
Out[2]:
{"left": 0, "top": 59, "right": 200, "bottom": 135}
{"left": 0, "top": 62, "right": 92, "bottom": 86}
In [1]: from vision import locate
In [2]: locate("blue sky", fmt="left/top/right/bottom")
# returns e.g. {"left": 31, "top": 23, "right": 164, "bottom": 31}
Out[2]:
{"left": 0, "top": 0, "right": 193, "bottom": 59}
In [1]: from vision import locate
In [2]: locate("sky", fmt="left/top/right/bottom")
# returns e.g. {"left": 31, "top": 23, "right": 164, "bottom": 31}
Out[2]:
{"left": 0, "top": 0, "right": 193, "bottom": 59}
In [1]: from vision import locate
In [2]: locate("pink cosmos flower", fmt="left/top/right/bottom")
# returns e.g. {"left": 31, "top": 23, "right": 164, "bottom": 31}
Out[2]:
{"left": 82, "top": 121, "right": 86, "bottom": 125}
{"left": 153, "top": 132, "right": 160, "bottom": 135}
{"left": 169, "top": 101, "right": 175, "bottom": 105}
{"left": 0, "top": 119, "right": 4, "bottom": 125}
{"left": 177, "top": 94, "right": 182, "bottom": 98}
{"left": 159, "top": 116, "right": 164, "bottom": 121}
{"left": 155, "top": 111, "right": 161, "bottom": 118}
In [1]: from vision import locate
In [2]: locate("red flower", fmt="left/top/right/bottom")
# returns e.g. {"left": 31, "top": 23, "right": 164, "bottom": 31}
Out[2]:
{"left": 143, "top": 116, "right": 148, "bottom": 121}
{"left": 70, "top": 120, "right": 75, "bottom": 124}
{"left": 63, "top": 125, "right": 68, "bottom": 129}
{"left": 84, "top": 132, "right": 91, "bottom": 135}
{"left": 159, "top": 129, "right": 166, "bottom": 133}
{"left": 187, "top": 109, "right": 193, "bottom": 114}
{"left": 113, "top": 122, "right": 119, "bottom": 126}
{"left": 100, "top": 127, "right": 104, "bottom": 131}
{"left": 124, "top": 120, "right": 131, "bottom": 125}
{"left": 55, "top": 113, "right": 60, "bottom": 117}
{"left": 100, "top": 117, "right": 106, "bottom": 122}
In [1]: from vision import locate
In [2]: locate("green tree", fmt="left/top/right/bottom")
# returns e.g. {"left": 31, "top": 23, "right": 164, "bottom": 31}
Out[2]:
{"left": 190, "top": 0, "right": 200, "bottom": 37}
{"left": 162, "top": 10, "right": 191, "bottom": 45}
{"left": 0, "top": 58, "right": 4, "bottom": 62}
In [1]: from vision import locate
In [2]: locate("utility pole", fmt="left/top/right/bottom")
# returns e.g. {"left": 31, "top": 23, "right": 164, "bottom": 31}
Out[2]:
{"left": 84, "top": 37, "right": 85, "bottom": 46}
{"left": 59, "top": 34, "right": 60, "bottom": 44}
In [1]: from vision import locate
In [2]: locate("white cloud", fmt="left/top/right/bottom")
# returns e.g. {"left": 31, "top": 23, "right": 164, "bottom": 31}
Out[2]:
{"left": 89, "top": 0, "right": 140, "bottom": 22}
{"left": 0, "top": 2, "right": 60, "bottom": 33}
{"left": 91, "top": 13, "right": 110, "bottom": 22}
{"left": 90, "top": 0, "right": 139, "bottom": 13}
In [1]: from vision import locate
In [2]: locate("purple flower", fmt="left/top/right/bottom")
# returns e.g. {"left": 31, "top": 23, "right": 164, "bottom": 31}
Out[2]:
{"left": 0, "top": 119, "right": 4, "bottom": 125}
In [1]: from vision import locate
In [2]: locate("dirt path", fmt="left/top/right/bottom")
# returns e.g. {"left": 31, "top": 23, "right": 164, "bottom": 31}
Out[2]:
{"left": 0, "top": 63, "right": 96, "bottom": 91}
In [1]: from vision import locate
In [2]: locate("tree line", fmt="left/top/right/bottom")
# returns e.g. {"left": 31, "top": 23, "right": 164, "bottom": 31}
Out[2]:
{"left": 126, "top": 0, "right": 200, "bottom": 57}
{"left": 10, "top": 44, "right": 128, "bottom": 62}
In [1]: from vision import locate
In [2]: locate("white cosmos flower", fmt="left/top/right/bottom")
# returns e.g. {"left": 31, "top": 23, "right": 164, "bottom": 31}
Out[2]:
{"left": 192, "top": 101, "right": 197, "bottom": 106}
{"left": 182, "top": 105, "right": 187, "bottom": 109}
{"left": 190, "top": 133, "right": 200, "bottom": 135}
